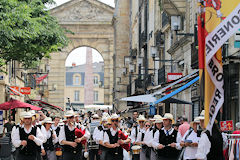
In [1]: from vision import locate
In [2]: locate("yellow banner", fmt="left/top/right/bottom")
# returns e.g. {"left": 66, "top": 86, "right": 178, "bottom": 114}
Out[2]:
{"left": 204, "top": 0, "right": 240, "bottom": 130}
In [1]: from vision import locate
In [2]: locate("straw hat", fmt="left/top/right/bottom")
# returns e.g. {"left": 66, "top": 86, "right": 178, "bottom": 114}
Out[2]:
{"left": 42, "top": 117, "right": 54, "bottom": 124}
{"left": 137, "top": 115, "right": 146, "bottom": 121}
{"left": 22, "top": 112, "right": 33, "bottom": 118}
{"left": 193, "top": 117, "right": 200, "bottom": 123}
{"left": 162, "top": 113, "right": 175, "bottom": 124}
{"left": 153, "top": 115, "right": 162, "bottom": 120}
{"left": 110, "top": 114, "right": 119, "bottom": 120}
{"left": 62, "top": 118, "right": 67, "bottom": 122}
{"left": 29, "top": 110, "right": 36, "bottom": 116}
{"left": 59, "top": 119, "right": 64, "bottom": 126}
{"left": 102, "top": 116, "right": 109, "bottom": 122}
{"left": 93, "top": 114, "right": 100, "bottom": 119}
{"left": 19, "top": 111, "right": 27, "bottom": 120}
{"left": 155, "top": 118, "right": 163, "bottom": 124}
{"left": 64, "top": 110, "right": 75, "bottom": 117}
{"left": 198, "top": 110, "right": 205, "bottom": 120}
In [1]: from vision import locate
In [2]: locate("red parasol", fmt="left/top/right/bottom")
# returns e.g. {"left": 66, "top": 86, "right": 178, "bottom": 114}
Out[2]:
{"left": 0, "top": 99, "right": 41, "bottom": 110}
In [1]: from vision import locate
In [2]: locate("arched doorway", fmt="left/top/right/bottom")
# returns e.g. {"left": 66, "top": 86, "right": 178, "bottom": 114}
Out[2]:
{"left": 65, "top": 47, "right": 104, "bottom": 111}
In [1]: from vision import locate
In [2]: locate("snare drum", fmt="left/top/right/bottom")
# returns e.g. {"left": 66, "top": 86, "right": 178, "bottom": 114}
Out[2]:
{"left": 55, "top": 147, "right": 62, "bottom": 156}
{"left": 131, "top": 145, "right": 141, "bottom": 155}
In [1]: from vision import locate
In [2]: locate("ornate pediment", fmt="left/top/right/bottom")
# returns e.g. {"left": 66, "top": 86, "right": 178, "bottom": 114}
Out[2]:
{"left": 51, "top": 0, "right": 114, "bottom": 23}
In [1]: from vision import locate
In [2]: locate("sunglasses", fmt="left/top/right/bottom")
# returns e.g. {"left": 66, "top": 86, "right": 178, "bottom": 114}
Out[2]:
{"left": 145, "top": 125, "right": 150, "bottom": 127}
{"left": 67, "top": 116, "right": 74, "bottom": 119}
{"left": 111, "top": 119, "right": 118, "bottom": 122}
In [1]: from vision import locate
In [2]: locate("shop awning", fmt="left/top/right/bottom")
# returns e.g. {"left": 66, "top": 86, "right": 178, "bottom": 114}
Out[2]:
{"left": 120, "top": 94, "right": 156, "bottom": 103}
{"left": 154, "top": 76, "right": 199, "bottom": 105}
{"left": 29, "top": 100, "right": 63, "bottom": 111}
{"left": 120, "top": 70, "right": 198, "bottom": 103}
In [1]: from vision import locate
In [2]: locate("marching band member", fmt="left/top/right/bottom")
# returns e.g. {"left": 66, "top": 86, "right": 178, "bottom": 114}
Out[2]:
{"left": 103, "top": 114, "right": 130, "bottom": 160}
{"left": 52, "top": 116, "right": 61, "bottom": 136}
{"left": 41, "top": 117, "right": 58, "bottom": 160}
{"left": 89, "top": 114, "right": 101, "bottom": 160}
{"left": 131, "top": 115, "right": 145, "bottom": 160}
{"left": 59, "top": 110, "right": 85, "bottom": 160}
{"left": 97, "top": 116, "right": 111, "bottom": 160}
{"left": 150, "top": 116, "right": 163, "bottom": 160}
{"left": 152, "top": 113, "right": 180, "bottom": 160}
{"left": 136, "top": 120, "right": 152, "bottom": 160}
{"left": 12, "top": 111, "right": 44, "bottom": 160}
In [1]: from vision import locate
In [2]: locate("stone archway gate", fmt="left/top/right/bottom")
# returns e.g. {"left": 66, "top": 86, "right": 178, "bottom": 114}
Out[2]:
{"left": 47, "top": 0, "right": 114, "bottom": 108}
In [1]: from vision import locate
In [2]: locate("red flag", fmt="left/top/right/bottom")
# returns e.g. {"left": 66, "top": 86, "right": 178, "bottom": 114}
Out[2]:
{"left": 33, "top": 74, "right": 48, "bottom": 84}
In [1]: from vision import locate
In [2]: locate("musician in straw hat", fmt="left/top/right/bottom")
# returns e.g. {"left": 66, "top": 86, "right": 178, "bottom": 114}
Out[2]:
{"left": 41, "top": 117, "right": 58, "bottom": 160}
{"left": 97, "top": 115, "right": 111, "bottom": 160}
{"left": 152, "top": 113, "right": 180, "bottom": 160}
{"left": 103, "top": 114, "right": 130, "bottom": 160}
{"left": 135, "top": 119, "right": 152, "bottom": 160}
{"left": 59, "top": 110, "right": 86, "bottom": 160}
{"left": 12, "top": 111, "right": 44, "bottom": 160}
{"left": 149, "top": 115, "right": 163, "bottom": 160}
{"left": 131, "top": 115, "right": 146, "bottom": 160}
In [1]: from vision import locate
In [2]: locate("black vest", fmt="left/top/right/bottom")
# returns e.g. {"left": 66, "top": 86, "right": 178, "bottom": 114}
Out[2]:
{"left": 19, "top": 126, "right": 38, "bottom": 156}
{"left": 99, "top": 127, "right": 108, "bottom": 151}
{"left": 106, "top": 129, "right": 123, "bottom": 155}
{"left": 157, "top": 129, "right": 180, "bottom": 158}
{"left": 55, "top": 126, "right": 60, "bottom": 137}
{"left": 43, "top": 129, "right": 54, "bottom": 151}
{"left": 63, "top": 125, "right": 82, "bottom": 153}
{"left": 205, "top": 129, "right": 223, "bottom": 160}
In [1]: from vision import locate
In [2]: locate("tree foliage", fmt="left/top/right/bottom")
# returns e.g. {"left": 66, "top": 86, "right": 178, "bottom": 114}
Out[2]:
{"left": 0, "top": 0, "right": 69, "bottom": 68}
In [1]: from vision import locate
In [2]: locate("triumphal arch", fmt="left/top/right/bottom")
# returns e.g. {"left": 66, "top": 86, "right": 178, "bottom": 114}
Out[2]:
{"left": 47, "top": 0, "right": 114, "bottom": 108}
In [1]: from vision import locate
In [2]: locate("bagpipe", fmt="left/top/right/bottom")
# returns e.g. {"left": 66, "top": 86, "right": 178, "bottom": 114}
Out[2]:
{"left": 118, "top": 130, "right": 130, "bottom": 151}
{"left": 75, "top": 127, "right": 87, "bottom": 145}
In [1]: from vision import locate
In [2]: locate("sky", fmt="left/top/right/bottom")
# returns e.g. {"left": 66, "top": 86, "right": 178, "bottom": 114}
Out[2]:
{"left": 48, "top": 0, "right": 115, "bottom": 66}
{"left": 65, "top": 47, "right": 104, "bottom": 66}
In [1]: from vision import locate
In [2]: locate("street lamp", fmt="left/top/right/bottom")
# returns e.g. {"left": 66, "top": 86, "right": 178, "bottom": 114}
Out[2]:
{"left": 129, "top": 63, "right": 135, "bottom": 73}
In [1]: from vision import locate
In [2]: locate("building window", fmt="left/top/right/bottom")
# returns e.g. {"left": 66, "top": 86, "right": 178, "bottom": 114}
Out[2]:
{"left": 94, "top": 76, "right": 98, "bottom": 85}
{"left": 74, "top": 91, "right": 80, "bottom": 101}
{"left": 94, "top": 91, "right": 98, "bottom": 101}
{"left": 75, "top": 76, "right": 79, "bottom": 84}
{"left": 73, "top": 74, "right": 81, "bottom": 85}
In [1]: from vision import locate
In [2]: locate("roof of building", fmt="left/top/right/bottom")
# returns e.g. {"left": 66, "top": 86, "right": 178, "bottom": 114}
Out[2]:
{"left": 66, "top": 62, "right": 104, "bottom": 73}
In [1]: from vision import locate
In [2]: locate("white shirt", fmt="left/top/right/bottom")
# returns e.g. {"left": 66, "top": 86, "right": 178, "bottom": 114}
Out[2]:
{"left": 41, "top": 128, "right": 58, "bottom": 150}
{"left": 59, "top": 124, "right": 90, "bottom": 145}
{"left": 182, "top": 129, "right": 200, "bottom": 160}
{"left": 130, "top": 126, "right": 144, "bottom": 143}
{"left": 103, "top": 127, "right": 118, "bottom": 144}
{"left": 51, "top": 124, "right": 59, "bottom": 131}
{"left": 136, "top": 128, "right": 152, "bottom": 147}
{"left": 12, "top": 125, "right": 44, "bottom": 148}
{"left": 195, "top": 132, "right": 211, "bottom": 160}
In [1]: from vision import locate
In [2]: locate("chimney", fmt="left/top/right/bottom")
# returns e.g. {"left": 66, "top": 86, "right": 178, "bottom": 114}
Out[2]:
{"left": 72, "top": 62, "right": 76, "bottom": 67}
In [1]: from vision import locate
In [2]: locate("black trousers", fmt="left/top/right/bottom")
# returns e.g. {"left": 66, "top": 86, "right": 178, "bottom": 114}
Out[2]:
{"left": 16, "top": 153, "right": 36, "bottom": 160}
{"left": 132, "top": 154, "right": 140, "bottom": 160}
{"left": 89, "top": 149, "right": 100, "bottom": 160}
{"left": 106, "top": 153, "right": 123, "bottom": 160}
{"left": 63, "top": 151, "right": 82, "bottom": 160}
